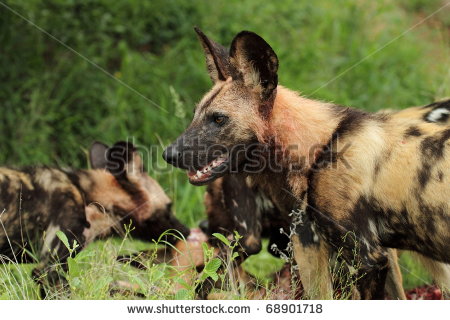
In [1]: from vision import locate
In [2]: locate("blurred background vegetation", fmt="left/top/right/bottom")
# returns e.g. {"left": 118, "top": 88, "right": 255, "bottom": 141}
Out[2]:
{"left": 1, "top": 0, "right": 449, "bottom": 293}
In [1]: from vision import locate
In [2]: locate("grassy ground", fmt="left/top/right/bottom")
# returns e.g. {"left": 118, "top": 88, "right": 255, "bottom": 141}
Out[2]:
{"left": 0, "top": 0, "right": 449, "bottom": 299}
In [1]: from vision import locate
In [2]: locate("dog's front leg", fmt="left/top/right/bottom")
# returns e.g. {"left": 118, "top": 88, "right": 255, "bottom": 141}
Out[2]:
{"left": 292, "top": 214, "right": 333, "bottom": 299}
{"left": 385, "top": 249, "right": 406, "bottom": 299}
{"left": 357, "top": 247, "right": 389, "bottom": 300}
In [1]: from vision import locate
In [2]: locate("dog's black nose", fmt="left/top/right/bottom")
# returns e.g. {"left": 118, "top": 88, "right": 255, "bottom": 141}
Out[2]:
{"left": 163, "top": 144, "right": 181, "bottom": 165}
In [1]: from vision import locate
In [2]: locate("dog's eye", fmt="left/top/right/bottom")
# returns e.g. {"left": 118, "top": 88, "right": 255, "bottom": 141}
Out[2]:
{"left": 213, "top": 115, "right": 227, "bottom": 125}
{"left": 215, "top": 116, "right": 224, "bottom": 124}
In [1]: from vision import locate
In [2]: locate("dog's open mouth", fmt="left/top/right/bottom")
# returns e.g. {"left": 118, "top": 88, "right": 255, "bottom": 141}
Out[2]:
{"left": 187, "top": 153, "right": 228, "bottom": 185}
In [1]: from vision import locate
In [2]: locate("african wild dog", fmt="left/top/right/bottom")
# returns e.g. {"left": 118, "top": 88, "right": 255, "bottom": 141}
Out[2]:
{"left": 201, "top": 175, "right": 296, "bottom": 298}
{"left": 202, "top": 174, "right": 290, "bottom": 258}
{"left": 163, "top": 28, "right": 450, "bottom": 299}
{"left": 0, "top": 141, "right": 189, "bottom": 287}
{"left": 199, "top": 101, "right": 450, "bottom": 299}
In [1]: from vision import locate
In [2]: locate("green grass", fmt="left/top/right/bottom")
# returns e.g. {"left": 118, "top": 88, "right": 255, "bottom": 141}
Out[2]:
{"left": 0, "top": 235, "right": 286, "bottom": 300}
{"left": 1, "top": 0, "right": 449, "bottom": 299}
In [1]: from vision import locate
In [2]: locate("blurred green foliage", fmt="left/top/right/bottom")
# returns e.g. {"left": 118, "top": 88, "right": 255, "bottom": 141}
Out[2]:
{"left": 0, "top": 0, "right": 449, "bottom": 292}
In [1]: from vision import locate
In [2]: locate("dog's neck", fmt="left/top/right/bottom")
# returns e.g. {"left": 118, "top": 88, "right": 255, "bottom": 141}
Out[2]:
{"left": 267, "top": 85, "right": 340, "bottom": 168}
{"left": 251, "top": 86, "right": 341, "bottom": 211}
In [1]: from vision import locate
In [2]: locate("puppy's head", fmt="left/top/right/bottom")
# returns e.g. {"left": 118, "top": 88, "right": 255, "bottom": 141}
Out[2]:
{"left": 89, "top": 141, "right": 189, "bottom": 243}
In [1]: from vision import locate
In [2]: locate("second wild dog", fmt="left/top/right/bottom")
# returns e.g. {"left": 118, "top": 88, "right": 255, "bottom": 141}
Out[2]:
{"left": 0, "top": 141, "right": 189, "bottom": 287}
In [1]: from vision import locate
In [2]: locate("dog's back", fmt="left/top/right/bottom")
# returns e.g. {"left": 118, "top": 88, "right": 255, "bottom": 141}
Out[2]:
{"left": 0, "top": 167, "right": 86, "bottom": 261}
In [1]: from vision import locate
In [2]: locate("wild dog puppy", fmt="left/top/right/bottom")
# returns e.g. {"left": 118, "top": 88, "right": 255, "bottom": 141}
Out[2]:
{"left": 202, "top": 174, "right": 290, "bottom": 258}
{"left": 201, "top": 175, "right": 296, "bottom": 298}
{"left": 163, "top": 28, "right": 450, "bottom": 299}
{"left": 0, "top": 141, "right": 189, "bottom": 287}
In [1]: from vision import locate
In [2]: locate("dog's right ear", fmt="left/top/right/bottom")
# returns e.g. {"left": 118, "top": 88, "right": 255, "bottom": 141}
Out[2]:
{"left": 89, "top": 141, "right": 109, "bottom": 169}
{"left": 194, "top": 27, "right": 238, "bottom": 83}
{"left": 229, "top": 31, "right": 278, "bottom": 101}
{"left": 106, "top": 141, "right": 142, "bottom": 180}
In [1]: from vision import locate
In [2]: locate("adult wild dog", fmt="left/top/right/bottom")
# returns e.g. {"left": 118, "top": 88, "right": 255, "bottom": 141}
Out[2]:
{"left": 0, "top": 141, "right": 189, "bottom": 286}
{"left": 163, "top": 28, "right": 450, "bottom": 299}
{"left": 201, "top": 101, "right": 450, "bottom": 264}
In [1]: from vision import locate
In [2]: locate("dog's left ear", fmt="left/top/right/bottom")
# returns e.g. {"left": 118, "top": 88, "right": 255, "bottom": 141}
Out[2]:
{"left": 229, "top": 31, "right": 279, "bottom": 101}
{"left": 89, "top": 141, "right": 109, "bottom": 169}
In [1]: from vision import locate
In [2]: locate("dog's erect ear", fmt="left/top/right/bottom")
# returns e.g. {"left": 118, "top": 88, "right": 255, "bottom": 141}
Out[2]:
{"left": 106, "top": 141, "right": 144, "bottom": 180}
{"left": 229, "top": 31, "right": 279, "bottom": 100}
{"left": 194, "top": 27, "right": 238, "bottom": 83}
{"left": 89, "top": 141, "right": 109, "bottom": 169}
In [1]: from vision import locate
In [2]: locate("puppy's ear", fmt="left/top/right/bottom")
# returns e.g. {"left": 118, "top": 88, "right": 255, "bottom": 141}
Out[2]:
{"left": 229, "top": 31, "right": 278, "bottom": 101}
{"left": 106, "top": 141, "right": 143, "bottom": 180}
{"left": 194, "top": 27, "right": 238, "bottom": 83}
{"left": 89, "top": 141, "right": 109, "bottom": 169}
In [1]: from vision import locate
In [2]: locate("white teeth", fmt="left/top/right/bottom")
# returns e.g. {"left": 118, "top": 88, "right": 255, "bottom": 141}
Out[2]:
{"left": 189, "top": 154, "right": 228, "bottom": 181}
